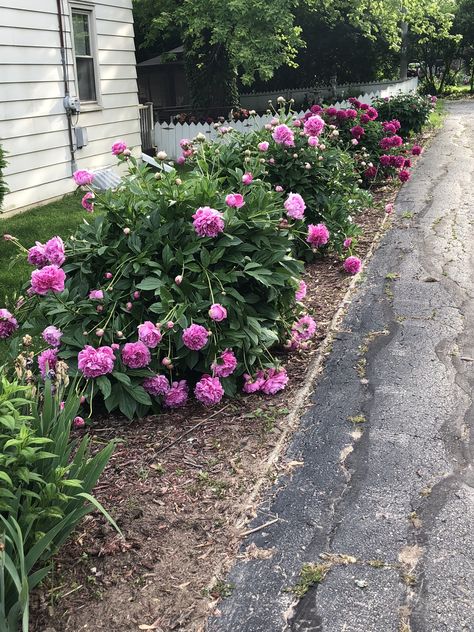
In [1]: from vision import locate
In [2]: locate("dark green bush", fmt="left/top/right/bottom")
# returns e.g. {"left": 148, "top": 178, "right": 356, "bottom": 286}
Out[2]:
{"left": 372, "top": 94, "right": 433, "bottom": 135}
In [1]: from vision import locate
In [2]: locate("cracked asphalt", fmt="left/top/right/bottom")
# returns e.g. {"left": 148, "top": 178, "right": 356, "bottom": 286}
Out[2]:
{"left": 207, "top": 101, "right": 474, "bottom": 632}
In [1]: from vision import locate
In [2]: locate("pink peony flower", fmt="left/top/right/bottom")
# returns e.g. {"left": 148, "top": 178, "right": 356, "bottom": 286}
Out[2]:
{"left": 275, "top": 185, "right": 284, "bottom": 192}
{"left": 194, "top": 375, "right": 224, "bottom": 406}
{"left": 343, "top": 256, "right": 362, "bottom": 275}
{"left": 138, "top": 321, "right": 162, "bottom": 348}
{"left": 367, "top": 107, "right": 378, "bottom": 120}
{"left": 345, "top": 109, "right": 358, "bottom": 119}
{"left": 28, "top": 242, "right": 47, "bottom": 267}
{"left": 112, "top": 140, "right": 127, "bottom": 156}
{"left": 308, "top": 136, "right": 319, "bottom": 147}
{"left": 192, "top": 207, "right": 225, "bottom": 238}
{"left": 303, "top": 115, "right": 325, "bottom": 137}
{"left": 260, "top": 367, "right": 288, "bottom": 395}
{"left": 176, "top": 155, "right": 186, "bottom": 166}
{"left": 336, "top": 110, "right": 348, "bottom": 121}
{"left": 284, "top": 193, "right": 306, "bottom": 220}
{"left": 311, "top": 105, "right": 323, "bottom": 114}
{"left": 164, "top": 380, "right": 188, "bottom": 407}
{"left": 38, "top": 348, "right": 58, "bottom": 378}
{"left": 258, "top": 141, "right": 269, "bottom": 152}
{"left": 78, "top": 345, "right": 115, "bottom": 378}
{"left": 81, "top": 192, "right": 95, "bottom": 212}
{"left": 73, "top": 416, "right": 85, "bottom": 429}
{"left": 89, "top": 289, "right": 104, "bottom": 300}
{"left": 31, "top": 265, "right": 66, "bottom": 295}
{"left": 360, "top": 113, "right": 370, "bottom": 124}
{"left": 225, "top": 193, "right": 245, "bottom": 208}
{"left": 242, "top": 172, "right": 253, "bottom": 185}
{"left": 404, "top": 159, "right": 412, "bottom": 168}
{"left": 211, "top": 349, "right": 237, "bottom": 378}
{"left": 360, "top": 103, "right": 369, "bottom": 111}
{"left": 44, "top": 236, "right": 66, "bottom": 266}
{"left": 182, "top": 324, "right": 209, "bottom": 350}
{"left": 382, "top": 122, "right": 396, "bottom": 135}
{"left": 391, "top": 135, "right": 403, "bottom": 147}
{"left": 42, "top": 325, "right": 62, "bottom": 347}
{"left": 179, "top": 138, "right": 192, "bottom": 149}
{"left": 242, "top": 373, "right": 265, "bottom": 393}
{"left": 325, "top": 107, "right": 337, "bottom": 116}
{"left": 307, "top": 223, "right": 330, "bottom": 248}
{"left": 143, "top": 374, "right": 170, "bottom": 397}
{"left": 399, "top": 169, "right": 411, "bottom": 183}
{"left": 295, "top": 280, "right": 307, "bottom": 302}
{"left": 364, "top": 166, "right": 377, "bottom": 179}
{"left": 380, "top": 155, "right": 391, "bottom": 167}
{"left": 343, "top": 238, "right": 352, "bottom": 249}
{"left": 292, "top": 315, "right": 317, "bottom": 342}
{"left": 73, "top": 170, "right": 94, "bottom": 186}
{"left": 272, "top": 124, "right": 295, "bottom": 147}
{"left": 0, "top": 308, "right": 18, "bottom": 339}
{"left": 351, "top": 126, "right": 365, "bottom": 139}
{"left": 412, "top": 145, "right": 422, "bottom": 156}
{"left": 390, "top": 155, "right": 405, "bottom": 169}
{"left": 385, "top": 203, "right": 394, "bottom": 214}
{"left": 209, "top": 303, "right": 227, "bottom": 322}
{"left": 121, "top": 341, "right": 151, "bottom": 368}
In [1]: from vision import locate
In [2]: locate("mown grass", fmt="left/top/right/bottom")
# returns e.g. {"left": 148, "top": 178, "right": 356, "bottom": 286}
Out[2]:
{"left": 0, "top": 192, "right": 89, "bottom": 307}
{"left": 429, "top": 99, "right": 447, "bottom": 129}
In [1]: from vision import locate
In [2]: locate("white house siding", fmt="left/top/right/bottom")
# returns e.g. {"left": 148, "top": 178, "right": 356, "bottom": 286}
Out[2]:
{"left": 0, "top": 0, "right": 141, "bottom": 214}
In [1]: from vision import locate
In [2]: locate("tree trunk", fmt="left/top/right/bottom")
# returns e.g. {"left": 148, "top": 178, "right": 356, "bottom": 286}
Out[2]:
{"left": 470, "top": 62, "right": 474, "bottom": 93}
{"left": 400, "top": 21, "right": 409, "bottom": 80}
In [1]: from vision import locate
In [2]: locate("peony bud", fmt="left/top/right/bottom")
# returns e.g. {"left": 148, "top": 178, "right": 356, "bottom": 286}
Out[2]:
{"left": 95, "top": 328, "right": 104, "bottom": 337}
{"left": 166, "top": 321, "right": 174, "bottom": 329}
{"left": 116, "top": 330, "right": 124, "bottom": 338}
{"left": 175, "top": 275, "right": 183, "bottom": 285}
{"left": 162, "top": 357, "right": 172, "bottom": 367}
{"left": 175, "top": 178, "right": 182, "bottom": 185}
{"left": 126, "top": 302, "right": 132, "bottom": 311}
{"left": 80, "top": 395, "right": 86, "bottom": 404}
{"left": 73, "top": 416, "right": 85, "bottom": 429}
{"left": 123, "top": 227, "right": 131, "bottom": 235}
{"left": 3, "top": 234, "right": 13, "bottom": 241}
{"left": 104, "top": 272, "right": 113, "bottom": 279}
{"left": 96, "top": 305, "right": 104, "bottom": 313}
{"left": 133, "top": 291, "right": 140, "bottom": 300}
{"left": 157, "top": 151, "right": 167, "bottom": 160}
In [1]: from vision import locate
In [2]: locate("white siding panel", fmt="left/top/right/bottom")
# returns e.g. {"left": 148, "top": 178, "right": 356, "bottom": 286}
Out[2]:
{"left": 99, "top": 64, "right": 137, "bottom": 80}
{"left": 0, "top": 82, "right": 64, "bottom": 102}
{"left": 0, "top": 8, "right": 69, "bottom": 31}
{"left": 91, "top": 6, "right": 133, "bottom": 23}
{"left": 101, "top": 78, "right": 139, "bottom": 95}
{"left": 4, "top": 131, "right": 71, "bottom": 158}
{"left": 0, "top": 65, "right": 71, "bottom": 83}
{"left": 3, "top": 180, "right": 76, "bottom": 215}
{"left": 0, "top": 26, "right": 70, "bottom": 48}
{"left": 98, "top": 49, "right": 136, "bottom": 65}
{"left": 96, "top": 20, "right": 133, "bottom": 37}
{"left": 0, "top": 45, "right": 62, "bottom": 65}
{"left": 4, "top": 146, "right": 71, "bottom": 177}
{"left": 97, "top": 34, "right": 135, "bottom": 51}
{"left": 0, "top": 1, "right": 57, "bottom": 13}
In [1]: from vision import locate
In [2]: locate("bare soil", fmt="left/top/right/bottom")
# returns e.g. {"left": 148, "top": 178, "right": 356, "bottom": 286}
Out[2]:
{"left": 31, "top": 176, "right": 411, "bottom": 632}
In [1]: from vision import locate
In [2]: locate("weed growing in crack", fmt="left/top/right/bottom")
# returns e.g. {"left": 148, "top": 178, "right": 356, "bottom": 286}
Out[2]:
{"left": 287, "top": 563, "right": 331, "bottom": 598}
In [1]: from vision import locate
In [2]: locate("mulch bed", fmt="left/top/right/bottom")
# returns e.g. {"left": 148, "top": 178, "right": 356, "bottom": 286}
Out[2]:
{"left": 31, "top": 156, "right": 428, "bottom": 631}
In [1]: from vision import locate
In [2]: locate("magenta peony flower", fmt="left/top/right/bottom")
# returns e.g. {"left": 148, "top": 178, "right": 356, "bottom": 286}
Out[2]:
{"left": 242, "top": 172, "right": 253, "bottom": 185}
{"left": 38, "top": 348, "right": 58, "bottom": 378}
{"left": 112, "top": 140, "right": 127, "bottom": 156}
{"left": 225, "top": 193, "right": 245, "bottom": 208}
{"left": 44, "top": 236, "right": 66, "bottom": 266}
{"left": 308, "top": 136, "right": 319, "bottom": 147}
{"left": 28, "top": 242, "right": 47, "bottom": 267}
{"left": 412, "top": 145, "right": 422, "bottom": 156}
{"left": 325, "top": 107, "right": 337, "bottom": 117}
{"left": 351, "top": 126, "right": 365, "bottom": 139}
{"left": 209, "top": 303, "right": 227, "bottom": 322}
{"left": 380, "top": 155, "right": 391, "bottom": 167}
{"left": 364, "top": 166, "right": 377, "bottom": 179}
{"left": 367, "top": 106, "right": 378, "bottom": 120}
{"left": 138, "top": 321, "right": 162, "bottom": 348}
{"left": 81, "top": 192, "right": 95, "bottom": 212}
{"left": 211, "top": 349, "right": 237, "bottom": 378}
{"left": 360, "top": 103, "right": 369, "bottom": 111}
{"left": 143, "top": 374, "right": 170, "bottom": 396}
{"left": 391, "top": 135, "right": 403, "bottom": 147}
{"left": 179, "top": 138, "right": 191, "bottom": 149}
{"left": 0, "top": 309, "right": 18, "bottom": 339}
{"left": 345, "top": 109, "right": 358, "bottom": 119}
{"left": 182, "top": 324, "right": 209, "bottom": 350}
{"left": 73, "top": 416, "right": 85, "bottom": 429}
{"left": 310, "top": 104, "right": 323, "bottom": 114}
{"left": 194, "top": 375, "right": 224, "bottom": 406}
{"left": 192, "top": 207, "right": 225, "bottom": 238}
{"left": 284, "top": 193, "right": 306, "bottom": 220}
{"left": 176, "top": 155, "right": 186, "bottom": 165}
{"left": 292, "top": 315, "right": 317, "bottom": 342}
{"left": 399, "top": 169, "right": 411, "bottom": 183}
{"left": 121, "top": 341, "right": 151, "bottom": 368}
{"left": 89, "top": 289, "right": 104, "bottom": 300}
{"left": 360, "top": 113, "right": 370, "bottom": 124}
{"left": 295, "top": 280, "right": 307, "bottom": 302}
{"left": 73, "top": 170, "right": 94, "bottom": 186}
{"left": 390, "top": 155, "right": 405, "bottom": 169}
{"left": 404, "top": 159, "right": 412, "bottom": 168}
{"left": 42, "top": 325, "right": 62, "bottom": 347}
{"left": 258, "top": 141, "right": 269, "bottom": 152}
{"left": 260, "top": 367, "right": 288, "bottom": 395}
{"left": 343, "top": 238, "right": 352, "bottom": 249}
{"left": 164, "top": 380, "right": 188, "bottom": 407}
{"left": 336, "top": 110, "right": 348, "bottom": 121}
{"left": 78, "top": 345, "right": 115, "bottom": 378}
{"left": 242, "top": 373, "right": 265, "bottom": 393}
{"left": 348, "top": 98, "right": 361, "bottom": 109}
{"left": 31, "top": 265, "right": 66, "bottom": 295}
{"left": 307, "top": 223, "right": 330, "bottom": 248}
{"left": 303, "top": 115, "right": 325, "bottom": 137}
{"left": 343, "top": 256, "right": 362, "bottom": 275}
{"left": 272, "top": 124, "right": 295, "bottom": 147}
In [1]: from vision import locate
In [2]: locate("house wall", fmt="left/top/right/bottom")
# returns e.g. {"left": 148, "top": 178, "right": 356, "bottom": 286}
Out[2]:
{"left": 0, "top": 0, "right": 141, "bottom": 214}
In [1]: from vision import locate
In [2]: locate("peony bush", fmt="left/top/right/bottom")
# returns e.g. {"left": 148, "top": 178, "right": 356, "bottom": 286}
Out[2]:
{"left": 4, "top": 150, "right": 317, "bottom": 419}
{"left": 372, "top": 93, "right": 434, "bottom": 135}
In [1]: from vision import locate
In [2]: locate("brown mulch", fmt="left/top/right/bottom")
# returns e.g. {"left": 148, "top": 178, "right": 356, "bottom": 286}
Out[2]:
{"left": 31, "top": 154, "right": 428, "bottom": 631}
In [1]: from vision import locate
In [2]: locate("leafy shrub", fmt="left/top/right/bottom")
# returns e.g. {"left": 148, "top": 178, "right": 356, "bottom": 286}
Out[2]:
{"left": 372, "top": 93, "right": 433, "bottom": 135}
{"left": 0, "top": 376, "right": 117, "bottom": 631}
{"left": 0, "top": 143, "right": 8, "bottom": 210}
{"left": 187, "top": 109, "right": 371, "bottom": 256}
{"left": 5, "top": 156, "right": 309, "bottom": 419}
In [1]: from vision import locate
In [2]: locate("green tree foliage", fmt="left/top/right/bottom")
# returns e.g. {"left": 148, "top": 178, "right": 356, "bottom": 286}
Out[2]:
{"left": 455, "top": 0, "right": 474, "bottom": 91}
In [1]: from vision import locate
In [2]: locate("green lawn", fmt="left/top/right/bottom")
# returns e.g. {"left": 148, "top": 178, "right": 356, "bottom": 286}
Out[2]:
{"left": 0, "top": 193, "right": 90, "bottom": 307}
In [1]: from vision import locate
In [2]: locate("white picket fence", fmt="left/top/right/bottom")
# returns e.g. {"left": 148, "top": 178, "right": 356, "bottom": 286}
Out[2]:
{"left": 154, "top": 77, "right": 418, "bottom": 160}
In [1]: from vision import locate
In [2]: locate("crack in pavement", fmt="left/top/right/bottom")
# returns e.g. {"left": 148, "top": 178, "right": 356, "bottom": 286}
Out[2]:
{"left": 207, "top": 102, "right": 474, "bottom": 632}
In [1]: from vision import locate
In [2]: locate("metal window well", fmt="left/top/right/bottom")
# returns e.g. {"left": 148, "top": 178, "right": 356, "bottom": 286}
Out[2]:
{"left": 92, "top": 168, "right": 122, "bottom": 190}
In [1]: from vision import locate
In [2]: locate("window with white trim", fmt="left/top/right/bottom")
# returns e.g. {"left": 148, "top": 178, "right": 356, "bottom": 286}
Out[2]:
{"left": 71, "top": 8, "right": 98, "bottom": 102}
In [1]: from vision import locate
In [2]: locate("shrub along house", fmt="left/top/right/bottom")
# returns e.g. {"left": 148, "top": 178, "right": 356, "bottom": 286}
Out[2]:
{"left": 0, "top": 0, "right": 141, "bottom": 214}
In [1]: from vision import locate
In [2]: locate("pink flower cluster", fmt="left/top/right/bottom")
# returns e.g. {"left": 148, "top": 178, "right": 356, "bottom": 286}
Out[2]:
{"left": 291, "top": 315, "right": 317, "bottom": 347}
{"left": 182, "top": 324, "right": 209, "bottom": 350}
{"left": 31, "top": 265, "right": 66, "bottom": 295}
{"left": 380, "top": 135, "right": 403, "bottom": 151}
{"left": 81, "top": 192, "right": 95, "bottom": 212}
{"left": 243, "top": 367, "right": 288, "bottom": 395}
{"left": 343, "top": 256, "right": 362, "bottom": 275}
{"left": 42, "top": 325, "right": 62, "bottom": 347}
{"left": 0, "top": 308, "right": 18, "bottom": 339}
{"left": 209, "top": 304, "right": 227, "bottom": 322}
{"left": 28, "top": 236, "right": 66, "bottom": 267}
{"left": 225, "top": 193, "right": 245, "bottom": 208}
{"left": 121, "top": 341, "right": 151, "bottom": 368}
{"left": 38, "top": 348, "right": 58, "bottom": 379}
{"left": 272, "top": 124, "right": 295, "bottom": 147}
{"left": 211, "top": 349, "right": 237, "bottom": 378}
{"left": 78, "top": 345, "right": 116, "bottom": 378}
{"left": 284, "top": 193, "right": 306, "bottom": 220}
{"left": 112, "top": 140, "right": 127, "bottom": 156}
{"left": 164, "top": 380, "right": 188, "bottom": 407}
{"left": 307, "top": 223, "right": 330, "bottom": 248}
{"left": 143, "top": 374, "right": 170, "bottom": 397}
{"left": 194, "top": 375, "right": 224, "bottom": 406}
{"left": 138, "top": 321, "right": 162, "bottom": 348}
{"left": 303, "top": 115, "right": 325, "bottom": 137}
{"left": 192, "top": 207, "right": 225, "bottom": 238}
{"left": 73, "top": 170, "right": 94, "bottom": 186}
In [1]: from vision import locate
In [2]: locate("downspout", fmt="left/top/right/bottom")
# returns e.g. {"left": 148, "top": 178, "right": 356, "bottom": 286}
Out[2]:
{"left": 56, "top": 0, "right": 77, "bottom": 174}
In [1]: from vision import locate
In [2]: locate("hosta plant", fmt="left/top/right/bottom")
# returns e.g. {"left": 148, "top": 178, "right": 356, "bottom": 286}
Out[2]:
{"left": 4, "top": 151, "right": 312, "bottom": 419}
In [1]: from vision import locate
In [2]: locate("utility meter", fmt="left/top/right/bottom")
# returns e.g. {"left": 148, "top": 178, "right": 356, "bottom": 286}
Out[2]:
{"left": 64, "top": 95, "right": 81, "bottom": 114}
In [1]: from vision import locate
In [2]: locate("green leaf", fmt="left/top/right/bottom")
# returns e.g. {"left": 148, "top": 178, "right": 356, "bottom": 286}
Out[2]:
{"left": 96, "top": 376, "right": 112, "bottom": 400}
